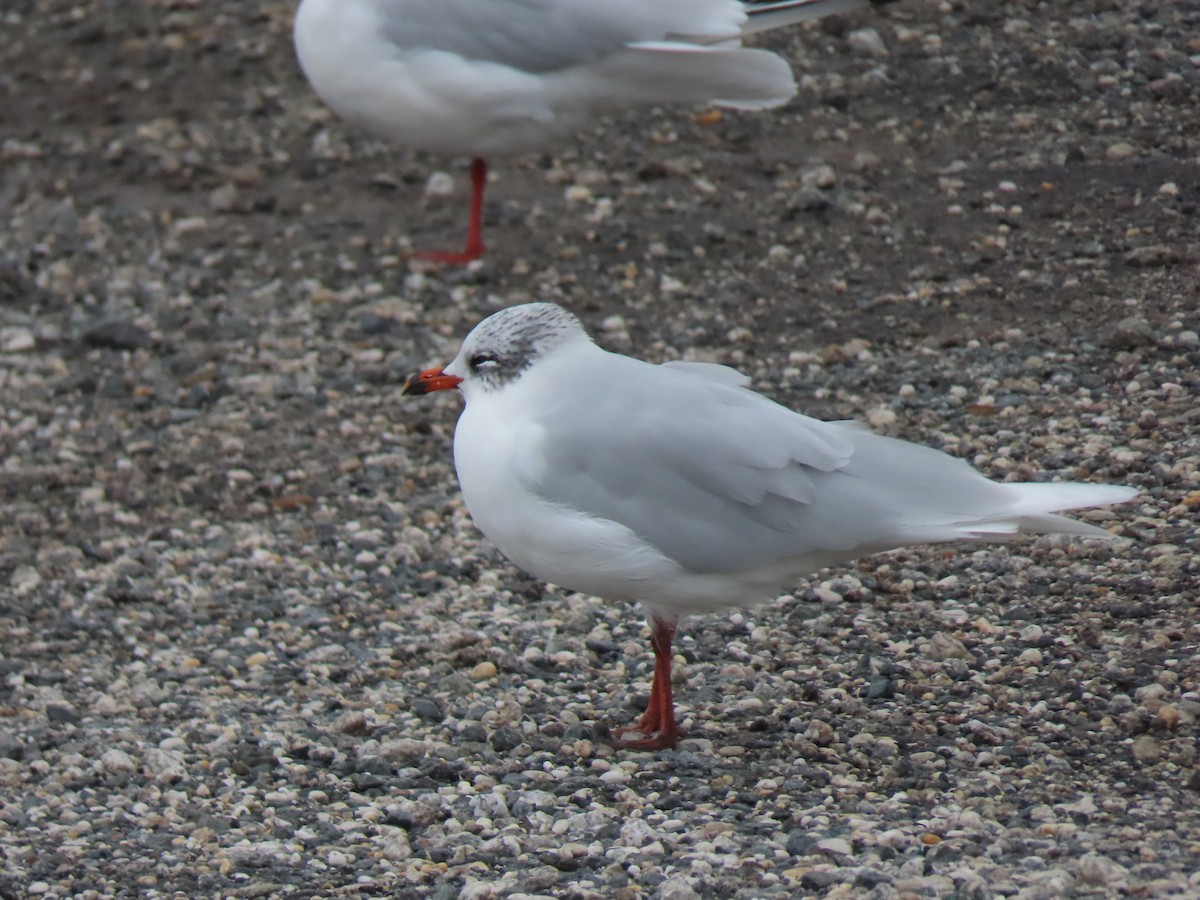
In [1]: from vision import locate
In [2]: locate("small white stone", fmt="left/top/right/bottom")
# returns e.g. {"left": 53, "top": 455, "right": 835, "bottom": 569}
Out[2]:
{"left": 802, "top": 163, "right": 838, "bottom": 190}
{"left": 10, "top": 565, "right": 41, "bottom": 595}
{"left": 376, "top": 826, "right": 412, "bottom": 861}
{"left": 144, "top": 747, "right": 186, "bottom": 783}
{"left": 100, "top": 748, "right": 138, "bottom": 775}
{"left": 848, "top": 27, "right": 887, "bottom": 57}
{"left": 1077, "top": 851, "right": 1127, "bottom": 886}
{"left": 171, "top": 215, "right": 208, "bottom": 236}
{"left": 1135, "top": 683, "right": 1167, "bottom": 703}
{"left": 928, "top": 633, "right": 971, "bottom": 661}
{"left": 425, "top": 171, "right": 454, "bottom": 197}
{"left": 1, "top": 327, "right": 35, "bottom": 352}
{"left": 601, "top": 315, "right": 627, "bottom": 333}
{"left": 812, "top": 587, "right": 842, "bottom": 604}
{"left": 659, "top": 877, "right": 702, "bottom": 900}
{"left": 563, "top": 184, "right": 593, "bottom": 203}
{"left": 866, "top": 406, "right": 897, "bottom": 429}
{"left": 818, "top": 837, "right": 853, "bottom": 856}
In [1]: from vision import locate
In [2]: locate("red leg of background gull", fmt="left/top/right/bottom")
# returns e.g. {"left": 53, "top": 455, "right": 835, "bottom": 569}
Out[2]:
{"left": 613, "top": 617, "right": 682, "bottom": 751}
{"left": 413, "top": 157, "right": 487, "bottom": 266}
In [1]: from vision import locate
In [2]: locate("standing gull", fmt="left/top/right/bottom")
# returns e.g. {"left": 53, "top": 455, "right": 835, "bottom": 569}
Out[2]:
{"left": 294, "top": 0, "right": 896, "bottom": 264}
{"left": 402, "top": 304, "right": 1139, "bottom": 750}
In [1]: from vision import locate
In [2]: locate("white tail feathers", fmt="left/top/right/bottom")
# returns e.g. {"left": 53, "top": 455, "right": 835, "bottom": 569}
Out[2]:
{"left": 613, "top": 44, "right": 797, "bottom": 110}
{"left": 965, "top": 484, "right": 1139, "bottom": 541}
{"left": 1007, "top": 482, "right": 1140, "bottom": 515}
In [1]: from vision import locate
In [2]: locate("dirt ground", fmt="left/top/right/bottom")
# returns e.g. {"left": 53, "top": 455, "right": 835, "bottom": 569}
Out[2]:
{"left": 2, "top": 1, "right": 1199, "bottom": 897}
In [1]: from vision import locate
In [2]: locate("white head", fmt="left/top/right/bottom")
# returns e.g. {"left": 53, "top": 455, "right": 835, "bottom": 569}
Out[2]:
{"left": 402, "top": 303, "right": 591, "bottom": 399}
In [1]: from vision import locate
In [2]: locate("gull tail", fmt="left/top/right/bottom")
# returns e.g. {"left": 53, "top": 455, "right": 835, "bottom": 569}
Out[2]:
{"left": 607, "top": 43, "right": 799, "bottom": 110}
{"left": 595, "top": 0, "right": 897, "bottom": 112}
{"left": 963, "top": 484, "right": 1140, "bottom": 540}
{"left": 833, "top": 426, "right": 1139, "bottom": 547}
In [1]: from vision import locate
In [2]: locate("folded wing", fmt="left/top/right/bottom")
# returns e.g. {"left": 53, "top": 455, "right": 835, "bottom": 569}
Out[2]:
{"left": 523, "top": 352, "right": 1133, "bottom": 576}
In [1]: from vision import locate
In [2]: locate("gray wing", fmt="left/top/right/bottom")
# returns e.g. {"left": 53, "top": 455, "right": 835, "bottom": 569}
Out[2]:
{"left": 376, "top": 0, "right": 746, "bottom": 74}
{"left": 523, "top": 351, "right": 1113, "bottom": 576}
{"left": 660, "top": 359, "right": 751, "bottom": 386}
{"left": 524, "top": 353, "right": 862, "bottom": 574}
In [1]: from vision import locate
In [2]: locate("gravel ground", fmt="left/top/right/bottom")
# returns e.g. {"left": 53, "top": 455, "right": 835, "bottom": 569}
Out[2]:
{"left": 3, "top": 0, "right": 1199, "bottom": 897}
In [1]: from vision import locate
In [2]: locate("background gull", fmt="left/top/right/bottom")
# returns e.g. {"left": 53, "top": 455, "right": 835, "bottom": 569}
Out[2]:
{"left": 294, "top": 0, "right": 896, "bottom": 263}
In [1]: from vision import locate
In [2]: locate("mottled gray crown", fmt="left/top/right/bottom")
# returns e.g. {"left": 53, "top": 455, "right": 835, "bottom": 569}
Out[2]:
{"left": 455, "top": 303, "right": 589, "bottom": 391}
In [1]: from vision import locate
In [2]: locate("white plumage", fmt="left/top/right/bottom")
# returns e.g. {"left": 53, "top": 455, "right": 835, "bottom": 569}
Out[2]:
{"left": 403, "top": 304, "right": 1138, "bottom": 749}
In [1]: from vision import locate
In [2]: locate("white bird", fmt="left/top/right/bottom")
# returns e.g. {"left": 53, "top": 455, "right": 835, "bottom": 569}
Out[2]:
{"left": 294, "top": 0, "right": 896, "bottom": 264}
{"left": 403, "top": 303, "right": 1138, "bottom": 749}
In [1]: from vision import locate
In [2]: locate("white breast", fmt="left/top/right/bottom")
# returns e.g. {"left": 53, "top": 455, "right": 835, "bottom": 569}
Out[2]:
{"left": 452, "top": 385, "right": 657, "bottom": 598}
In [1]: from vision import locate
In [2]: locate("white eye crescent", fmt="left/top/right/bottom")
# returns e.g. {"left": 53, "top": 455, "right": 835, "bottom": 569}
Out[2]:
{"left": 470, "top": 352, "right": 500, "bottom": 371}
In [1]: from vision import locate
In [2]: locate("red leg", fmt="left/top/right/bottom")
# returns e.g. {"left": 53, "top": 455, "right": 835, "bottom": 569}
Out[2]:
{"left": 613, "top": 617, "right": 682, "bottom": 751}
{"left": 412, "top": 157, "right": 487, "bottom": 265}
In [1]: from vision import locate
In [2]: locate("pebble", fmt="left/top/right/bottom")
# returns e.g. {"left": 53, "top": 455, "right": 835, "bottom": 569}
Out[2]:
{"left": 1, "top": 327, "right": 36, "bottom": 352}
{"left": 866, "top": 406, "right": 897, "bottom": 429}
{"left": 801, "top": 163, "right": 838, "bottom": 190}
{"left": 1131, "top": 735, "right": 1162, "bottom": 764}
{"left": 1107, "top": 317, "right": 1155, "bottom": 348}
{"left": 659, "top": 878, "right": 702, "bottom": 900}
{"left": 927, "top": 633, "right": 972, "bottom": 661}
{"left": 818, "top": 837, "right": 852, "bottom": 857}
{"left": 471, "top": 661, "right": 498, "bottom": 680}
{"left": 1077, "top": 852, "right": 1127, "bottom": 886}
{"left": 81, "top": 319, "right": 152, "bottom": 350}
{"left": 848, "top": 27, "right": 888, "bottom": 57}
{"left": 100, "top": 748, "right": 138, "bottom": 775}
{"left": 425, "top": 171, "right": 455, "bottom": 197}
{"left": 1124, "top": 245, "right": 1181, "bottom": 267}
{"left": 10, "top": 565, "right": 42, "bottom": 595}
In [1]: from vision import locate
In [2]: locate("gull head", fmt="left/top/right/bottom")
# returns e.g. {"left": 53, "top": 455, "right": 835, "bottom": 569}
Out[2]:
{"left": 403, "top": 303, "right": 590, "bottom": 399}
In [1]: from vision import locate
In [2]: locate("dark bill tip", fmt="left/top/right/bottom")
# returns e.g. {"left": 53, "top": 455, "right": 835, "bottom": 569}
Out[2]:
{"left": 402, "top": 367, "right": 463, "bottom": 396}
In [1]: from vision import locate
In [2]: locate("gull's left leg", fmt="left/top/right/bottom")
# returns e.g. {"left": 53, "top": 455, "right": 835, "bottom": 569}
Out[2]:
{"left": 613, "top": 616, "right": 681, "bottom": 751}
{"left": 412, "top": 157, "right": 487, "bottom": 265}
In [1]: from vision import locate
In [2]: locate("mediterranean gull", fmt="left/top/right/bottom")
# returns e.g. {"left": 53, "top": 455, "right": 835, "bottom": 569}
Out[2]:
{"left": 403, "top": 303, "right": 1138, "bottom": 749}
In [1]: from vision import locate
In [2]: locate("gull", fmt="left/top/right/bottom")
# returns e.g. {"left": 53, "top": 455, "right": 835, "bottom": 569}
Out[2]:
{"left": 294, "top": 0, "right": 896, "bottom": 264}
{"left": 403, "top": 303, "right": 1137, "bottom": 749}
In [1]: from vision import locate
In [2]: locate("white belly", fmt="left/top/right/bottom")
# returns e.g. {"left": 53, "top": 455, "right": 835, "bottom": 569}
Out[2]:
{"left": 452, "top": 399, "right": 663, "bottom": 601}
{"left": 450, "top": 390, "right": 802, "bottom": 615}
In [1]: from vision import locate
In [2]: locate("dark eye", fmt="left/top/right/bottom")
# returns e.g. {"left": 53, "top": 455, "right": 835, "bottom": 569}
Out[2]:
{"left": 470, "top": 352, "right": 499, "bottom": 371}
